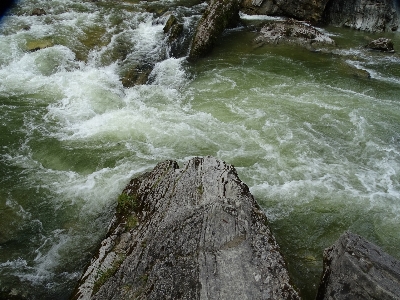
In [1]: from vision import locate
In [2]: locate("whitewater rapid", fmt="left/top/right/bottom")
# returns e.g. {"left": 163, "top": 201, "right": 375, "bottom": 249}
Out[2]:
{"left": 0, "top": 0, "right": 400, "bottom": 299}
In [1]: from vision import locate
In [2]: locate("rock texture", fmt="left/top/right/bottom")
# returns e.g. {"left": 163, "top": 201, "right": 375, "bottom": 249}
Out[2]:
{"left": 188, "top": 0, "right": 240, "bottom": 60}
{"left": 254, "top": 18, "right": 335, "bottom": 50}
{"left": 366, "top": 37, "right": 395, "bottom": 52}
{"left": 163, "top": 13, "right": 191, "bottom": 58}
{"left": 71, "top": 156, "right": 300, "bottom": 300}
{"left": 241, "top": 0, "right": 330, "bottom": 24}
{"left": 316, "top": 231, "right": 400, "bottom": 300}
{"left": 31, "top": 8, "right": 46, "bottom": 16}
{"left": 323, "top": 0, "right": 399, "bottom": 32}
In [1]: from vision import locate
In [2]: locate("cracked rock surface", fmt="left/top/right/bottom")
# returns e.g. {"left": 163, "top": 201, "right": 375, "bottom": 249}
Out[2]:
{"left": 316, "top": 231, "right": 400, "bottom": 300}
{"left": 323, "top": 0, "right": 399, "bottom": 32}
{"left": 71, "top": 156, "right": 300, "bottom": 300}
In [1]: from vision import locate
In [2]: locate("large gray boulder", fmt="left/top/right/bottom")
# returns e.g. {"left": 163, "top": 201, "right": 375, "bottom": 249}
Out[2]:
{"left": 188, "top": 0, "right": 240, "bottom": 60}
{"left": 241, "top": 0, "right": 330, "bottom": 24}
{"left": 323, "top": 0, "right": 399, "bottom": 32}
{"left": 71, "top": 157, "right": 300, "bottom": 300}
{"left": 316, "top": 231, "right": 400, "bottom": 300}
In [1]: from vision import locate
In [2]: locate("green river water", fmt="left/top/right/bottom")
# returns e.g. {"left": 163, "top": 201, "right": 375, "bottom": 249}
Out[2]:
{"left": 0, "top": 0, "right": 400, "bottom": 299}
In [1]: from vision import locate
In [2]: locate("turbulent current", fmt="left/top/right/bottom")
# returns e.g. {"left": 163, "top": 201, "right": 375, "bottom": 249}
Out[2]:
{"left": 0, "top": 0, "right": 400, "bottom": 299}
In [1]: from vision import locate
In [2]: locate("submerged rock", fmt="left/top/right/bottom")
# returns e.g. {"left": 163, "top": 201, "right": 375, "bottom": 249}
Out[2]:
{"left": 254, "top": 18, "right": 335, "bottom": 50}
{"left": 323, "top": 0, "right": 399, "bottom": 32}
{"left": 188, "top": 0, "right": 241, "bottom": 60}
{"left": 241, "top": 0, "right": 330, "bottom": 24}
{"left": 71, "top": 157, "right": 300, "bottom": 300}
{"left": 120, "top": 63, "right": 153, "bottom": 87}
{"left": 339, "top": 60, "right": 371, "bottom": 79}
{"left": 31, "top": 8, "right": 46, "bottom": 16}
{"left": 316, "top": 231, "right": 400, "bottom": 300}
{"left": 26, "top": 39, "right": 53, "bottom": 52}
{"left": 366, "top": 37, "right": 395, "bottom": 52}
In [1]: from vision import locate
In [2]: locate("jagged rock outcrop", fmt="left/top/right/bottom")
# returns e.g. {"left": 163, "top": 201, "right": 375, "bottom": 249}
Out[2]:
{"left": 254, "top": 18, "right": 335, "bottom": 50}
{"left": 323, "top": 0, "right": 399, "bottom": 32}
{"left": 316, "top": 231, "right": 400, "bottom": 300}
{"left": 241, "top": 0, "right": 330, "bottom": 24}
{"left": 71, "top": 156, "right": 300, "bottom": 300}
{"left": 188, "top": 0, "right": 241, "bottom": 60}
{"left": 366, "top": 37, "right": 395, "bottom": 52}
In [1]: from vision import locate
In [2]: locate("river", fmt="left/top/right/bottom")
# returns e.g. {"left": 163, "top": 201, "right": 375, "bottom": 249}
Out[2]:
{"left": 0, "top": 0, "right": 399, "bottom": 299}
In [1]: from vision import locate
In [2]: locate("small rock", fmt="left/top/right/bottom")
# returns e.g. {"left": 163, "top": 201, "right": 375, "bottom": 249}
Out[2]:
{"left": 31, "top": 8, "right": 46, "bottom": 16}
{"left": 163, "top": 14, "right": 178, "bottom": 34}
{"left": 163, "top": 14, "right": 184, "bottom": 42}
{"left": 120, "top": 64, "right": 153, "bottom": 88}
{"left": 366, "top": 37, "right": 395, "bottom": 52}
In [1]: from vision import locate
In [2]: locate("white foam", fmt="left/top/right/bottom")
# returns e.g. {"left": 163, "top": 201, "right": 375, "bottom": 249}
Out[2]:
{"left": 346, "top": 59, "right": 400, "bottom": 85}
{"left": 149, "top": 57, "right": 188, "bottom": 89}
{"left": 239, "top": 12, "right": 285, "bottom": 21}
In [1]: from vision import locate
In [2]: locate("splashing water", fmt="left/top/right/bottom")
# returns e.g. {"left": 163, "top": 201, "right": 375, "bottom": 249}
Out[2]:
{"left": 0, "top": 0, "right": 400, "bottom": 299}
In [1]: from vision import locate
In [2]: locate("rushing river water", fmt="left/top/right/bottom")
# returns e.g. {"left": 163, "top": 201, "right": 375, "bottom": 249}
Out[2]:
{"left": 1, "top": 0, "right": 400, "bottom": 299}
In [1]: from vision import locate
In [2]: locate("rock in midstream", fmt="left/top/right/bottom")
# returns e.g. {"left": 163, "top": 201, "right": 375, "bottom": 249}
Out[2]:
{"left": 71, "top": 156, "right": 300, "bottom": 300}
{"left": 188, "top": 0, "right": 241, "bottom": 60}
{"left": 366, "top": 37, "right": 395, "bottom": 52}
{"left": 316, "top": 231, "right": 400, "bottom": 300}
{"left": 254, "top": 18, "right": 336, "bottom": 51}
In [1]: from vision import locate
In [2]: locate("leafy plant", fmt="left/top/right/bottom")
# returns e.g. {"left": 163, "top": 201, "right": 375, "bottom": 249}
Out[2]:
{"left": 116, "top": 192, "right": 137, "bottom": 214}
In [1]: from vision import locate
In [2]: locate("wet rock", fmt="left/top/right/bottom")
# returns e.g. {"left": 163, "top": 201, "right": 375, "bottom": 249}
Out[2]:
{"left": 163, "top": 14, "right": 187, "bottom": 58}
{"left": 163, "top": 14, "right": 179, "bottom": 34}
{"left": 323, "top": 0, "right": 399, "bottom": 32}
{"left": 316, "top": 231, "right": 400, "bottom": 300}
{"left": 188, "top": 0, "right": 241, "bottom": 60}
{"left": 241, "top": 0, "right": 330, "bottom": 24}
{"left": 254, "top": 18, "right": 335, "bottom": 50}
{"left": 71, "top": 156, "right": 300, "bottom": 300}
{"left": 31, "top": 8, "right": 46, "bottom": 16}
{"left": 120, "top": 64, "right": 153, "bottom": 88}
{"left": 366, "top": 37, "right": 395, "bottom": 52}
{"left": 26, "top": 39, "right": 53, "bottom": 52}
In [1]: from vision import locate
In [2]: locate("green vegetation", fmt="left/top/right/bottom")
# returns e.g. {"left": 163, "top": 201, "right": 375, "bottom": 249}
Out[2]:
{"left": 93, "top": 255, "right": 125, "bottom": 294}
{"left": 197, "top": 184, "right": 204, "bottom": 195}
{"left": 140, "top": 273, "right": 148, "bottom": 283}
{"left": 116, "top": 192, "right": 137, "bottom": 214}
{"left": 126, "top": 214, "right": 138, "bottom": 230}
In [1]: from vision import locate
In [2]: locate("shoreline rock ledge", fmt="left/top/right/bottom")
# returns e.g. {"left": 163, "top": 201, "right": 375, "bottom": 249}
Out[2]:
{"left": 71, "top": 156, "right": 300, "bottom": 300}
